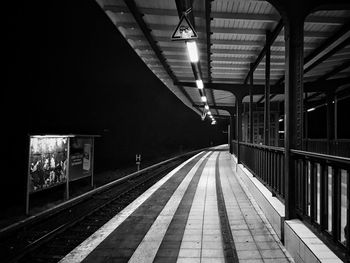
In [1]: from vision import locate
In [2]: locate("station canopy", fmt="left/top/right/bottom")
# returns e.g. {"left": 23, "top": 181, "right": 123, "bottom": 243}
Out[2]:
{"left": 96, "top": 0, "right": 350, "bottom": 118}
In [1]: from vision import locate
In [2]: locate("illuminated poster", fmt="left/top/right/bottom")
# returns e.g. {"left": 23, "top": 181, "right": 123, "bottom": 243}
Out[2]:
{"left": 69, "top": 137, "right": 93, "bottom": 181}
{"left": 29, "top": 137, "right": 68, "bottom": 192}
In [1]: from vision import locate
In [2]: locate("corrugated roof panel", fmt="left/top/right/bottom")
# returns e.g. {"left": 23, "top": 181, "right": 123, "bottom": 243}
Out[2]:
{"left": 242, "top": 95, "right": 265, "bottom": 103}
{"left": 134, "top": 0, "right": 175, "bottom": 10}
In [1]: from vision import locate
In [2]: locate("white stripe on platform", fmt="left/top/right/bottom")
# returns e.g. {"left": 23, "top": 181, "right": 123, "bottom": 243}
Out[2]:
{"left": 59, "top": 151, "right": 205, "bottom": 263}
{"left": 128, "top": 151, "right": 211, "bottom": 263}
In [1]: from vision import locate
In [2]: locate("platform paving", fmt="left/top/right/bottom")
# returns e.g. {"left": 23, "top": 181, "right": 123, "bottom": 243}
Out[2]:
{"left": 60, "top": 149, "right": 293, "bottom": 263}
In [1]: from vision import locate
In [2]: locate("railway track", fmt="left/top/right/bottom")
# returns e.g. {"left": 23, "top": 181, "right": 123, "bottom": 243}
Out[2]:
{"left": 0, "top": 152, "right": 199, "bottom": 263}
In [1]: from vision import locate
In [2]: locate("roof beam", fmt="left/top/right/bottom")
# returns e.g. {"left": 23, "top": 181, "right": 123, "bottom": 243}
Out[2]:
{"left": 276, "top": 22, "right": 350, "bottom": 86}
{"left": 304, "top": 22, "right": 350, "bottom": 71}
{"left": 123, "top": 0, "right": 196, "bottom": 111}
{"left": 317, "top": 60, "right": 350, "bottom": 81}
{"left": 117, "top": 21, "right": 329, "bottom": 38}
{"left": 205, "top": 0, "right": 218, "bottom": 115}
{"left": 106, "top": 5, "right": 347, "bottom": 25}
{"left": 244, "top": 20, "right": 284, "bottom": 84}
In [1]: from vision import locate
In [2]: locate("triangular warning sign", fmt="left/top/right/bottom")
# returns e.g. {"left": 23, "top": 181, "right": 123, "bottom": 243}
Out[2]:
{"left": 171, "top": 14, "right": 198, "bottom": 41}
{"left": 201, "top": 110, "right": 207, "bottom": 121}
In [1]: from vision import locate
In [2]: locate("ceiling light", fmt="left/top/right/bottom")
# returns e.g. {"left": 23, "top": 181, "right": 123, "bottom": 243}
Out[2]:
{"left": 279, "top": 118, "right": 283, "bottom": 122}
{"left": 196, "top": 79, "right": 204, "bottom": 89}
{"left": 204, "top": 105, "right": 209, "bottom": 110}
{"left": 307, "top": 108, "right": 315, "bottom": 112}
{"left": 186, "top": 41, "right": 199, "bottom": 63}
{"left": 201, "top": 96, "right": 207, "bottom": 102}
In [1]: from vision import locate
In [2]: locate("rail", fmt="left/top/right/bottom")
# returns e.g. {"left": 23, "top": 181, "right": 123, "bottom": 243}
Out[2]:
{"left": 0, "top": 147, "right": 208, "bottom": 237}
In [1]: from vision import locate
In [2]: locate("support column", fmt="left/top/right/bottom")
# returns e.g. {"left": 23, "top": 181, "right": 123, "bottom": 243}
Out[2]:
{"left": 264, "top": 31, "right": 271, "bottom": 146}
{"left": 236, "top": 97, "right": 243, "bottom": 164}
{"left": 326, "top": 92, "right": 334, "bottom": 154}
{"left": 304, "top": 91, "right": 308, "bottom": 150}
{"left": 229, "top": 114, "right": 234, "bottom": 154}
{"left": 284, "top": 17, "right": 304, "bottom": 220}
{"left": 249, "top": 64, "right": 254, "bottom": 143}
{"left": 334, "top": 95, "right": 338, "bottom": 140}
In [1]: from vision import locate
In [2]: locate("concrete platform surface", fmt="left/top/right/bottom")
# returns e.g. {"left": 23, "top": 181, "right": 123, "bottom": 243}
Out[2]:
{"left": 59, "top": 149, "right": 293, "bottom": 263}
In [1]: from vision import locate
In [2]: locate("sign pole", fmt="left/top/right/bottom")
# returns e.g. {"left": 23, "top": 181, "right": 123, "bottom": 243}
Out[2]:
{"left": 26, "top": 136, "right": 31, "bottom": 215}
{"left": 91, "top": 138, "right": 95, "bottom": 188}
{"left": 66, "top": 137, "right": 70, "bottom": 200}
{"left": 136, "top": 154, "right": 141, "bottom": 171}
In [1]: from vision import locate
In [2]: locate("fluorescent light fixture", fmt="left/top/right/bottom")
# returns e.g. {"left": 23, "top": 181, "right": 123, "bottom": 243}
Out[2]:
{"left": 201, "top": 96, "right": 207, "bottom": 102}
{"left": 278, "top": 130, "right": 285, "bottom": 133}
{"left": 208, "top": 111, "right": 212, "bottom": 115}
{"left": 186, "top": 41, "right": 199, "bottom": 62}
{"left": 196, "top": 79, "right": 204, "bottom": 89}
{"left": 204, "top": 105, "right": 209, "bottom": 110}
{"left": 279, "top": 118, "right": 283, "bottom": 122}
{"left": 307, "top": 107, "right": 315, "bottom": 112}
{"left": 211, "top": 120, "right": 216, "bottom": 125}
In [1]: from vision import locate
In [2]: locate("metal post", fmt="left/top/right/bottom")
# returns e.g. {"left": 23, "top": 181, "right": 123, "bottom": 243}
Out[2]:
{"left": 304, "top": 92, "right": 309, "bottom": 151}
{"left": 236, "top": 97, "right": 243, "bottom": 164}
{"left": 91, "top": 138, "right": 95, "bottom": 188}
{"left": 326, "top": 93, "right": 334, "bottom": 154}
{"left": 334, "top": 95, "right": 338, "bottom": 140}
{"left": 264, "top": 31, "right": 271, "bottom": 146}
{"left": 229, "top": 114, "right": 234, "bottom": 154}
{"left": 66, "top": 138, "right": 70, "bottom": 200}
{"left": 284, "top": 17, "right": 304, "bottom": 220}
{"left": 249, "top": 64, "right": 254, "bottom": 143}
{"left": 26, "top": 137, "right": 32, "bottom": 215}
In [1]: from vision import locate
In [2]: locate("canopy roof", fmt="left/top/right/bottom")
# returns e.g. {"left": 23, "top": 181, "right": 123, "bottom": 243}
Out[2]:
{"left": 96, "top": 0, "right": 350, "bottom": 117}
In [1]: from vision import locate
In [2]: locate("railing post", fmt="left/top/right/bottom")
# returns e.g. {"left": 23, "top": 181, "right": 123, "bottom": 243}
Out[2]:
{"left": 236, "top": 96, "right": 243, "bottom": 164}
{"left": 249, "top": 63, "right": 254, "bottom": 143}
{"left": 264, "top": 31, "right": 271, "bottom": 146}
{"left": 284, "top": 16, "right": 304, "bottom": 220}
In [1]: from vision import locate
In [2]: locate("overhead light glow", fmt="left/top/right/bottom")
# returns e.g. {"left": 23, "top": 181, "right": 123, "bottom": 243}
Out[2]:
{"left": 208, "top": 111, "right": 212, "bottom": 115}
{"left": 278, "top": 131, "right": 285, "bottom": 133}
{"left": 211, "top": 121, "right": 216, "bottom": 125}
{"left": 279, "top": 118, "right": 283, "bottom": 122}
{"left": 186, "top": 41, "right": 199, "bottom": 62}
{"left": 201, "top": 96, "right": 207, "bottom": 102}
{"left": 307, "top": 107, "right": 315, "bottom": 112}
{"left": 204, "top": 105, "right": 209, "bottom": 110}
{"left": 196, "top": 79, "right": 204, "bottom": 89}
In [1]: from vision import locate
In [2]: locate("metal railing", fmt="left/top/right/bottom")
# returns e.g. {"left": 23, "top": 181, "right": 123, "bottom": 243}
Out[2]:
{"left": 239, "top": 142, "right": 285, "bottom": 200}
{"left": 304, "top": 139, "right": 350, "bottom": 157}
{"left": 291, "top": 150, "right": 350, "bottom": 257}
{"left": 233, "top": 141, "right": 350, "bottom": 260}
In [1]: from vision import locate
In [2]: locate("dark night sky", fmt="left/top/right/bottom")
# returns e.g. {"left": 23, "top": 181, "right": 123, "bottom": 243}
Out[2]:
{"left": 4, "top": 0, "right": 227, "bottom": 207}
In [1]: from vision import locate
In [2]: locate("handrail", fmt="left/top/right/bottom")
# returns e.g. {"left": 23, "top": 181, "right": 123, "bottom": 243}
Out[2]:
{"left": 239, "top": 141, "right": 285, "bottom": 152}
{"left": 290, "top": 149, "right": 350, "bottom": 165}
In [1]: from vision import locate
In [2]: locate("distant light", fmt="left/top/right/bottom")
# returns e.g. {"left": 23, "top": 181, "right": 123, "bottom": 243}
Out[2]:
{"left": 278, "top": 131, "right": 285, "bottom": 133}
{"left": 196, "top": 79, "right": 204, "bottom": 89}
{"left": 332, "top": 100, "right": 335, "bottom": 104}
{"left": 186, "top": 41, "right": 199, "bottom": 63}
{"left": 204, "top": 105, "right": 209, "bottom": 110}
{"left": 279, "top": 118, "right": 283, "bottom": 122}
{"left": 307, "top": 107, "right": 315, "bottom": 112}
{"left": 201, "top": 96, "right": 207, "bottom": 102}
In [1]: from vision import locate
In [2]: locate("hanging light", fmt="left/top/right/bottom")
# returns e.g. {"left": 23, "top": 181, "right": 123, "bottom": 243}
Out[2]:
{"left": 204, "top": 105, "right": 209, "bottom": 110}
{"left": 196, "top": 79, "right": 204, "bottom": 89}
{"left": 186, "top": 41, "right": 199, "bottom": 62}
{"left": 201, "top": 96, "right": 207, "bottom": 102}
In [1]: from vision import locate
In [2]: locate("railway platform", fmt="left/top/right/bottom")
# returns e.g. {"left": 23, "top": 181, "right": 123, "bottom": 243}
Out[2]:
{"left": 59, "top": 147, "right": 293, "bottom": 263}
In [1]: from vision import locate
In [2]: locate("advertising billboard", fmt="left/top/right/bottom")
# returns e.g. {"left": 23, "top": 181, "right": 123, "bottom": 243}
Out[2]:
{"left": 28, "top": 136, "right": 68, "bottom": 192}
{"left": 69, "top": 137, "right": 93, "bottom": 181}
